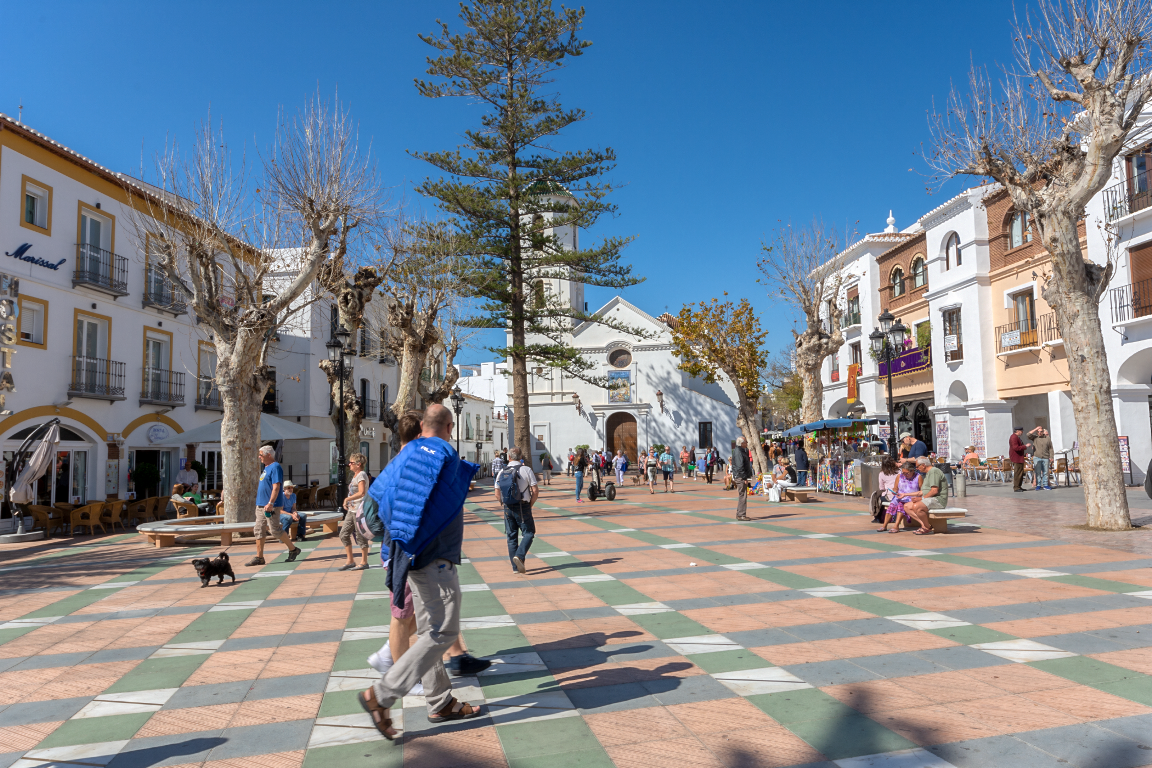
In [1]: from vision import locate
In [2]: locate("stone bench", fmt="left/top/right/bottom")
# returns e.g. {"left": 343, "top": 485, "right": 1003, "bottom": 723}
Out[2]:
{"left": 137, "top": 512, "right": 343, "bottom": 548}
{"left": 928, "top": 508, "right": 967, "bottom": 533}
{"left": 784, "top": 486, "right": 817, "bottom": 503}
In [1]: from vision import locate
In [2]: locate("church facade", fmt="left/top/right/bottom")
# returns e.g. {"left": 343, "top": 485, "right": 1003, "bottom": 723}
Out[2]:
{"left": 510, "top": 296, "right": 741, "bottom": 471}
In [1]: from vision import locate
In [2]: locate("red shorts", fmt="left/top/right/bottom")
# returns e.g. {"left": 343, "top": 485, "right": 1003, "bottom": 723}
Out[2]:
{"left": 390, "top": 582, "right": 414, "bottom": 620}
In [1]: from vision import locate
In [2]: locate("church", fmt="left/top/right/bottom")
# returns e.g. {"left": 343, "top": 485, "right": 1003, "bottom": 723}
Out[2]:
{"left": 508, "top": 294, "right": 742, "bottom": 471}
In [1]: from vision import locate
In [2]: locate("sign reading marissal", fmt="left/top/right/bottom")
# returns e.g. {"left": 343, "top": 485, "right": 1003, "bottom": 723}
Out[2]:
{"left": 5, "top": 243, "right": 66, "bottom": 271}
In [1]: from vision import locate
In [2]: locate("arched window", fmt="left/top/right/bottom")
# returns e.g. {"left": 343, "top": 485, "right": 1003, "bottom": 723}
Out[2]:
{"left": 1009, "top": 211, "right": 1032, "bottom": 249}
{"left": 945, "top": 233, "right": 961, "bottom": 269}
{"left": 891, "top": 266, "right": 905, "bottom": 297}
{"left": 911, "top": 257, "right": 927, "bottom": 289}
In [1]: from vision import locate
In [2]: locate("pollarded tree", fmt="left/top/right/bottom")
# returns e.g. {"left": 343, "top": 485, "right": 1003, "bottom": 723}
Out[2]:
{"left": 412, "top": 0, "right": 644, "bottom": 455}
{"left": 929, "top": 0, "right": 1152, "bottom": 530}
{"left": 667, "top": 296, "right": 771, "bottom": 476}
{"left": 125, "top": 99, "right": 382, "bottom": 523}
{"left": 757, "top": 221, "right": 849, "bottom": 425}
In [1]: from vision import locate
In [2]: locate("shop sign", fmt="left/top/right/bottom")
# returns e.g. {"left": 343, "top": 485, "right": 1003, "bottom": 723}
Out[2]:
{"left": 5, "top": 243, "right": 66, "bottom": 271}
{"left": 944, "top": 334, "right": 958, "bottom": 352}
{"left": 1000, "top": 330, "right": 1020, "bottom": 348}
{"left": 147, "top": 424, "right": 172, "bottom": 443}
{"left": 0, "top": 273, "right": 17, "bottom": 415}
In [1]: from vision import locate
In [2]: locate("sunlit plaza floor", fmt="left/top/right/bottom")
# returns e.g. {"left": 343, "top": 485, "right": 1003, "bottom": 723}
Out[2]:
{"left": 2, "top": 476, "right": 1152, "bottom": 768}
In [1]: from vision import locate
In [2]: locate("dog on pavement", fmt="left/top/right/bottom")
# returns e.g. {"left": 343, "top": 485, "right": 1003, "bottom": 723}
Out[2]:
{"left": 191, "top": 552, "right": 235, "bottom": 587}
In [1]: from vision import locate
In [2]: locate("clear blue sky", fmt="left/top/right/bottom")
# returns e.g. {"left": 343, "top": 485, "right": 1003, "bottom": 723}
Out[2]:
{"left": 0, "top": 0, "right": 1019, "bottom": 361}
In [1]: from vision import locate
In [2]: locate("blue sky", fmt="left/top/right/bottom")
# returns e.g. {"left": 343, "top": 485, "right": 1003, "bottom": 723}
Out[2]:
{"left": 1, "top": 0, "right": 1019, "bottom": 361}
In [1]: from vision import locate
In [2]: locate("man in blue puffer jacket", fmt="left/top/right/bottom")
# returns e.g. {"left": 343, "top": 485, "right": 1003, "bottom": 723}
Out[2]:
{"left": 358, "top": 404, "right": 482, "bottom": 739}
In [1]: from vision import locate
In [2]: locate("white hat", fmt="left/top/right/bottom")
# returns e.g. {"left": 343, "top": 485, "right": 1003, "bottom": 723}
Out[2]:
{"left": 899, "top": 431, "right": 912, "bottom": 439}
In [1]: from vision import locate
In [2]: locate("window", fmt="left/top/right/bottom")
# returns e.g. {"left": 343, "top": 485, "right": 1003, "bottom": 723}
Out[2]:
{"left": 698, "top": 422, "right": 713, "bottom": 449}
{"left": 608, "top": 349, "right": 632, "bottom": 368}
{"left": 850, "top": 342, "right": 862, "bottom": 366}
{"left": 143, "top": 327, "right": 172, "bottom": 399}
{"left": 360, "top": 325, "right": 369, "bottom": 356}
{"left": 830, "top": 350, "right": 840, "bottom": 382}
{"left": 911, "top": 256, "right": 927, "bottom": 289}
{"left": 943, "top": 308, "right": 963, "bottom": 362}
{"left": 1012, "top": 290, "right": 1037, "bottom": 331}
{"left": 465, "top": 415, "right": 473, "bottom": 440}
{"left": 198, "top": 343, "right": 219, "bottom": 404}
{"left": 263, "top": 368, "right": 278, "bottom": 413}
{"left": 1009, "top": 211, "right": 1033, "bottom": 249}
{"left": 891, "top": 266, "right": 905, "bottom": 297}
{"left": 20, "top": 176, "right": 52, "bottom": 234}
{"left": 847, "top": 294, "right": 860, "bottom": 323}
{"left": 945, "top": 233, "right": 961, "bottom": 269}
{"left": 17, "top": 296, "right": 47, "bottom": 349}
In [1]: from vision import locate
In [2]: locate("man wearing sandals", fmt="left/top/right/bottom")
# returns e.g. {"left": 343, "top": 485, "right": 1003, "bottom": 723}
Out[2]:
{"left": 902, "top": 456, "right": 949, "bottom": 534}
{"left": 358, "top": 403, "right": 482, "bottom": 738}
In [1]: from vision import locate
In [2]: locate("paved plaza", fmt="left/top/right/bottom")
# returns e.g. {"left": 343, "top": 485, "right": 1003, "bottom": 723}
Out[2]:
{"left": 3, "top": 480, "right": 1152, "bottom": 768}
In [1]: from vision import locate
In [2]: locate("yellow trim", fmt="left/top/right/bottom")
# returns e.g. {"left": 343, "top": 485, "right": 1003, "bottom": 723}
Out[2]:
{"left": 0, "top": 406, "right": 105, "bottom": 442}
{"left": 76, "top": 200, "right": 116, "bottom": 256}
{"left": 72, "top": 308, "right": 112, "bottom": 356}
{"left": 142, "top": 325, "right": 174, "bottom": 398}
{"left": 19, "top": 175, "right": 52, "bottom": 236}
{"left": 122, "top": 413, "right": 184, "bottom": 438}
{"left": 16, "top": 294, "right": 48, "bottom": 350}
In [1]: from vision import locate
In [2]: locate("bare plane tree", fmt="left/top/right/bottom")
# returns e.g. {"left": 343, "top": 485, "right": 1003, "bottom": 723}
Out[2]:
{"left": 124, "top": 98, "right": 383, "bottom": 524}
{"left": 757, "top": 221, "right": 849, "bottom": 425}
{"left": 930, "top": 0, "right": 1152, "bottom": 530}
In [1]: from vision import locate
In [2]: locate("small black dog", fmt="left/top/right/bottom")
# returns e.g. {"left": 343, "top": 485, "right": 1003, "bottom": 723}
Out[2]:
{"left": 191, "top": 552, "right": 235, "bottom": 587}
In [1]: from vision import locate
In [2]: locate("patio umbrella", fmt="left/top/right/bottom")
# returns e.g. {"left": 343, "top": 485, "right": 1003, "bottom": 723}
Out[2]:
{"left": 149, "top": 413, "right": 334, "bottom": 446}
{"left": 7, "top": 421, "right": 60, "bottom": 537}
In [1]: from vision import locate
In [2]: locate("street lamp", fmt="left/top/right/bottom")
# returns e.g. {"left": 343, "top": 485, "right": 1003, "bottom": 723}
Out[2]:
{"left": 327, "top": 328, "right": 353, "bottom": 509}
{"left": 869, "top": 311, "right": 908, "bottom": 456}
{"left": 449, "top": 386, "right": 465, "bottom": 454}
{"left": 475, "top": 441, "right": 483, "bottom": 465}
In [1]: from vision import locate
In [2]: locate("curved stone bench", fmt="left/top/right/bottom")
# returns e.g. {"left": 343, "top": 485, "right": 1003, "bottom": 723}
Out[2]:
{"left": 138, "top": 512, "right": 343, "bottom": 548}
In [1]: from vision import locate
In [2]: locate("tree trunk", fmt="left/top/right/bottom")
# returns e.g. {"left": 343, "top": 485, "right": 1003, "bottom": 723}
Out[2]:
{"left": 735, "top": 391, "right": 769, "bottom": 477}
{"left": 794, "top": 335, "right": 829, "bottom": 425}
{"left": 217, "top": 363, "right": 269, "bottom": 525}
{"left": 320, "top": 359, "right": 362, "bottom": 460}
{"left": 1043, "top": 211, "right": 1132, "bottom": 530}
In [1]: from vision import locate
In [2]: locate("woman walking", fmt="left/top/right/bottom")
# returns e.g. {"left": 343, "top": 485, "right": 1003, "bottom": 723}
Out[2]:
{"left": 574, "top": 449, "right": 588, "bottom": 504}
{"left": 644, "top": 448, "right": 659, "bottom": 494}
{"left": 613, "top": 450, "right": 627, "bottom": 487}
{"left": 339, "top": 453, "right": 371, "bottom": 570}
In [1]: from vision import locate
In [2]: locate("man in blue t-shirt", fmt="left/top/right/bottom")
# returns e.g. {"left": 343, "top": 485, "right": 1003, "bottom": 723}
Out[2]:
{"left": 248, "top": 445, "right": 301, "bottom": 567}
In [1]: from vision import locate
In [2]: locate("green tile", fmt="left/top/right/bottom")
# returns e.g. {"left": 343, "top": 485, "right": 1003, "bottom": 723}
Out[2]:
{"left": 927, "top": 625, "right": 1017, "bottom": 645}
{"left": 357, "top": 567, "right": 390, "bottom": 590}
{"left": 755, "top": 570, "right": 829, "bottom": 590}
{"left": 301, "top": 739, "right": 403, "bottom": 768}
{"left": 478, "top": 669, "right": 559, "bottom": 698}
{"left": 624, "top": 531, "right": 674, "bottom": 545}
{"left": 222, "top": 577, "right": 283, "bottom": 602}
{"left": 497, "top": 716, "right": 600, "bottom": 759}
{"left": 1049, "top": 575, "right": 1147, "bottom": 593}
{"left": 0, "top": 625, "right": 38, "bottom": 645}
{"left": 460, "top": 591, "right": 507, "bottom": 619}
{"left": 1030, "top": 656, "right": 1146, "bottom": 686}
{"left": 334, "top": 638, "right": 389, "bottom": 672}
{"left": 319, "top": 690, "right": 375, "bottom": 718}
{"left": 36, "top": 712, "right": 152, "bottom": 748}
{"left": 577, "top": 581, "right": 650, "bottom": 606}
{"left": 457, "top": 563, "right": 484, "bottom": 585}
{"left": 21, "top": 590, "right": 110, "bottom": 618}
{"left": 461, "top": 626, "right": 532, "bottom": 657}
{"left": 829, "top": 594, "right": 921, "bottom": 617}
{"left": 784, "top": 713, "right": 916, "bottom": 760}
{"left": 170, "top": 610, "right": 254, "bottom": 644}
{"left": 1096, "top": 676, "right": 1152, "bottom": 706}
{"left": 627, "top": 612, "right": 711, "bottom": 639}
{"left": 747, "top": 688, "right": 850, "bottom": 724}
{"left": 346, "top": 600, "right": 387, "bottom": 629}
{"left": 685, "top": 649, "right": 769, "bottom": 674}
{"left": 927, "top": 554, "right": 1017, "bottom": 571}
{"left": 687, "top": 549, "right": 744, "bottom": 566}
{"left": 833, "top": 538, "right": 907, "bottom": 553}
{"left": 507, "top": 747, "right": 615, "bottom": 768}
{"left": 103, "top": 654, "right": 208, "bottom": 693}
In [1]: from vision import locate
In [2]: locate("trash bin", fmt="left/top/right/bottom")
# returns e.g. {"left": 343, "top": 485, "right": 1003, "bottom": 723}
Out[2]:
{"left": 858, "top": 460, "right": 884, "bottom": 500}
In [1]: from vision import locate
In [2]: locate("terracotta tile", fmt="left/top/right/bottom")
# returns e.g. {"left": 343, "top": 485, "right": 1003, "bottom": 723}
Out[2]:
{"left": 403, "top": 725, "right": 506, "bottom": 767}
{"left": 892, "top": 671, "right": 1009, "bottom": 704}
{"left": 606, "top": 736, "right": 723, "bottom": 768}
{"left": 873, "top": 704, "right": 1001, "bottom": 745}
{"left": 961, "top": 665, "right": 1074, "bottom": 694}
{"left": 204, "top": 750, "right": 306, "bottom": 768}
{"left": 136, "top": 703, "right": 241, "bottom": 738}
{"left": 824, "top": 680, "right": 937, "bottom": 713}
{"left": 0, "top": 720, "right": 62, "bottom": 751}
{"left": 1020, "top": 684, "right": 1152, "bottom": 720}
{"left": 750, "top": 642, "right": 841, "bottom": 666}
{"left": 666, "top": 698, "right": 780, "bottom": 735}
{"left": 961, "top": 544, "right": 1138, "bottom": 567}
{"left": 698, "top": 725, "right": 827, "bottom": 767}
{"left": 586, "top": 707, "right": 691, "bottom": 746}
{"left": 952, "top": 694, "right": 1081, "bottom": 733}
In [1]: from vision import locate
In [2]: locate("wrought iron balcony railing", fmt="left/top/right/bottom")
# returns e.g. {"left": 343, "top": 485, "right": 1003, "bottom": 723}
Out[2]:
{"left": 1103, "top": 170, "right": 1152, "bottom": 223}
{"left": 69, "top": 356, "right": 126, "bottom": 400}
{"left": 142, "top": 267, "right": 188, "bottom": 315}
{"left": 195, "top": 387, "right": 224, "bottom": 411}
{"left": 1110, "top": 277, "right": 1152, "bottom": 323}
{"left": 74, "top": 244, "right": 128, "bottom": 296}
{"left": 996, "top": 313, "right": 1059, "bottom": 352}
{"left": 361, "top": 397, "right": 378, "bottom": 419}
{"left": 140, "top": 368, "right": 185, "bottom": 405}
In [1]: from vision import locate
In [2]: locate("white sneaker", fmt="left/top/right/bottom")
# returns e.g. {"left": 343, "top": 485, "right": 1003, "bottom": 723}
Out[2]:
{"left": 368, "top": 642, "right": 393, "bottom": 675}
{"left": 409, "top": 682, "right": 424, "bottom": 695}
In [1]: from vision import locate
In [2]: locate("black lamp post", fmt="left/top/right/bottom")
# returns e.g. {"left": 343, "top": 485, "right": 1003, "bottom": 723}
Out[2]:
{"left": 869, "top": 310, "right": 908, "bottom": 457}
{"left": 475, "top": 441, "right": 483, "bottom": 465}
{"left": 449, "top": 386, "right": 465, "bottom": 454}
{"left": 326, "top": 328, "right": 353, "bottom": 509}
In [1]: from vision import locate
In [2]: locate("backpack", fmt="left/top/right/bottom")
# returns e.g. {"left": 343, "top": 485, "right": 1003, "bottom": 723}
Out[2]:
{"left": 621, "top": 457, "right": 629, "bottom": 472}
{"left": 362, "top": 494, "right": 385, "bottom": 539}
{"left": 496, "top": 466, "right": 525, "bottom": 506}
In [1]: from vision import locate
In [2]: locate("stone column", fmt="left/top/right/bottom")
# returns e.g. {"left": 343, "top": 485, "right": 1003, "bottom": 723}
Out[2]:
{"left": 963, "top": 400, "right": 1016, "bottom": 461}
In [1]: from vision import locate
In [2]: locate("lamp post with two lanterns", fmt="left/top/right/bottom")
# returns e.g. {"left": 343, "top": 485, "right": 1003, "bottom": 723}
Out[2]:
{"left": 325, "top": 328, "right": 355, "bottom": 509}
{"left": 449, "top": 387, "right": 465, "bottom": 455}
{"left": 868, "top": 310, "right": 908, "bottom": 457}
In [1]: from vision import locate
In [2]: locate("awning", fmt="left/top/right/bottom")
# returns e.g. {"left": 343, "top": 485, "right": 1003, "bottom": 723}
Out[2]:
{"left": 782, "top": 418, "right": 887, "bottom": 438}
{"left": 150, "top": 413, "right": 334, "bottom": 446}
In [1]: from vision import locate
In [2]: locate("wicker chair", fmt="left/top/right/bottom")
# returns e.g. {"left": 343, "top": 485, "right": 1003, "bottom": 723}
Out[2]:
{"left": 125, "top": 499, "right": 148, "bottom": 527}
{"left": 101, "top": 501, "right": 128, "bottom": 531}
{"left": 174, "top": 500, "right": 200, "bottom": 519}
{"left": 70, "top": 503, "right": 106, "bottom": 535}
{"left": 27, "top": 505, "right": 62, "bottom": 537}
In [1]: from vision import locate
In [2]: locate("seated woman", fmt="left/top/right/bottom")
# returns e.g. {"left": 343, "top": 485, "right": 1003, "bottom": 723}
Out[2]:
{"left": 280, "top": 481, "right": 308, "bottom": 542}
{"left": 767, "top": 456, "right": 798, "bottom": 502}
{"left": 876, "top": 457, "right": 906, "bottom": 532}
{"left": 165, "top": 484, "right": 187, "bottom": 518}
{"left": 883, "top": 462, "right": 921, "bottom": 534}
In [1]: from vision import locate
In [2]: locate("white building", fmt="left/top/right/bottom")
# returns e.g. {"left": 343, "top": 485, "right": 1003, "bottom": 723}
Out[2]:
{"left": 0, "top": 115, "right": 399, "bottom": 531}
{"left": 456, "top": 361, "right": 509, "bottom": 416}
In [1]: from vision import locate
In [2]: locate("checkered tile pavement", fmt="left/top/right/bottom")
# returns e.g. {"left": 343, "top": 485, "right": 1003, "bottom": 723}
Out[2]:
{"left": 2, "top": 480, "right": 1152, "bottom": 768}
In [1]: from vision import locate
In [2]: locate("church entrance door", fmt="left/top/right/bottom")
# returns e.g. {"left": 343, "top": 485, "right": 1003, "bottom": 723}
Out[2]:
{"left": 606, "top": 412, "right": 638, "bottom": 467}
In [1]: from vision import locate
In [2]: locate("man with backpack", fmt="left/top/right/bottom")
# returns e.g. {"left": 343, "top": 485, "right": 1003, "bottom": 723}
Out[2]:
{"left": 495, "top": 447, "right": 539, "bottom": 574}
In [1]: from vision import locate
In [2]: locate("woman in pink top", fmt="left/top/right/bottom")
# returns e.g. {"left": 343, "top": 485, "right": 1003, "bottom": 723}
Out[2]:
{"left": 879, "top": 461, "right": 920, "bottom": 533}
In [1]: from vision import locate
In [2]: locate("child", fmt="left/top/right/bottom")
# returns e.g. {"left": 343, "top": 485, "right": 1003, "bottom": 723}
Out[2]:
{"left": 280, "top": 482, "right": 308, "bottom": 542}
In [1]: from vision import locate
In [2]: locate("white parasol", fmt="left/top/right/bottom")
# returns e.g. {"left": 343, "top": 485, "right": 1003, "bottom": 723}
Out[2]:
{"left": 9, "top": 424, "right": 59, "bottom": 504}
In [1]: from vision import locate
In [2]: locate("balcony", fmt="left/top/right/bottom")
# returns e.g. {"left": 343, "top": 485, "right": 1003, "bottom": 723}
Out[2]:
{"left": 378, "top": 353, "right": 396, "bottom": 365}
{"left": 877, "top": 345, "right": 932, "bottom": 378}
{"left": 361, "top": 397, "right": 378, "bottom": 419}
{"left": 996, "top": 313, "right": 1060, "bottom": 353}
{"left": 1109, "top": 277, "right": 1152, "bottom": 324}
{"left": 1103, "top": 171, "right": 1152, "bottom": 223}
{"left": 196, "top": 387, "right": 223, "bottom": 411}
{"left": 68, "top": 356, "right": 126, "bottom": 401}
{"left": 142, "top": 267, "right": 188, "bottom": 315}
{"left": 73, "top": 244, "right": 129, "bottom": 297}
{"left": 140, "top": 369, "right": 186, "bottom": 406}
{"left": 840, "top": 311, "right": 862, "bottom": 328}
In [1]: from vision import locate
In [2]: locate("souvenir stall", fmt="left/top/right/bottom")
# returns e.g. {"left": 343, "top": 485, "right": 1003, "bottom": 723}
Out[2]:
{"left": 782, "top": 418, "right": 886, "bottom": 497}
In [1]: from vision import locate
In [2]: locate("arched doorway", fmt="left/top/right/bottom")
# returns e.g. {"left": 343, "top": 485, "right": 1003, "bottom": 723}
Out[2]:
{"left": 914, "top": 402, "right": 933, "bottom": 450}
{"left": 606, "top": 412, "right": 637, "bottom": 466}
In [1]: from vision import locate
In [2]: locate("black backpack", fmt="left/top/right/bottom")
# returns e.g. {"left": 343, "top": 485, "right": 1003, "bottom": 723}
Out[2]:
{"left": 496, "top": 467, "right": 525, "bottom": 506}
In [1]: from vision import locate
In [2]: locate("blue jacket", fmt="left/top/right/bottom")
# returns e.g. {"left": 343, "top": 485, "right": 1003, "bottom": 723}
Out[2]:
{"left": 369, "top": 436, "right": 478, "bottom": 557}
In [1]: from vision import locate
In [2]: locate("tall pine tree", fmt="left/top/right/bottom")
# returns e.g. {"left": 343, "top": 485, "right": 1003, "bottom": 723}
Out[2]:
{"left": 413, "top": 0, "right": 643, "bottom": 455}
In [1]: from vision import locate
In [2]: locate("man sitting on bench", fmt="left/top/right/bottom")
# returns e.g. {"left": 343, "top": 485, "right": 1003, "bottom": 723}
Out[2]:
{"left": 767, "top": 456, "right": 798, "bottom": 502}
{"left": 903, "top": 456, "right": 948, "bottom": 535}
